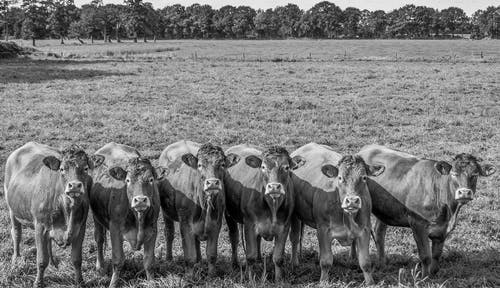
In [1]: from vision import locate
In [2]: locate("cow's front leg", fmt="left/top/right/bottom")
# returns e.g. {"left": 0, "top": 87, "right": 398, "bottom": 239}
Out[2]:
{"left": 94, "top": 218, "right": 106, "bottom": 274}
{"left": 374, "top": 218, "right": 388, "bottom": 267}
{"left": 143, "top": 227, "right": 157, "bottom": 281}
{"left": 411, "top": 223, "right": 431, "bottom": 278}
{"left": 317, "top": 227, "right": 333, "bottom": 283}
{"left": 179, "top": 222, "right": 197, "bottom": 277}
{"left": 273, "top": 226, "right": 289, "bottom": 282}
{"left": 9, "top": 210, "right": 22, "bottom": 263}
{"left": 109, "top": 224, "right": 124, "bottom": 288}
{"left": 356, "top": 228, "right": 374, "bottom": 285}
{"left": 34, "top": 222, "right": 49, "bottom": 288}
{"left": 244, "top": 223, "right": 258, "bottom": 280}
{"left": 71, "top": 223, "right": 87, "bottom": 286}
{"left": 289, "top": 216, "right": 301, "bottom": 267}
{"left": 430, "top": 237, "right": 445, "bottom": 275}
{"left": 163, "top": 214, "right": 175, "bottom": 261}
{"left": 206, "top": 230, "right": 219, "bottom": 276}
{"left": 226, "top": 214, "right": 239, "bottom": 268}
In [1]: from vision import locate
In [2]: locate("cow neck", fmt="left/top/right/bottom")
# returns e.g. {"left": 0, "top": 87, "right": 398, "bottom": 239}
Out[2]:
{"left": 54, "top": 181, "right": 83, "bottom": 248}
{"left": 341, "top": 212, "right": 364, "bottom": 239}
{"left": 445, "top": 176, "right": 464, "bottom": 236}
{"left": 135, "top": 210, "right": 146, "bottom": 250}
{"left": 432, "top": 174, "right": 463, "bottom": 236}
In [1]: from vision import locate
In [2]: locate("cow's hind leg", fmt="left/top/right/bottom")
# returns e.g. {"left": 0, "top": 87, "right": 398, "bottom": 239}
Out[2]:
{"left": 430, "top": 238, "right": 445, "bottom": 275}
{"left": 411, "top": 224, "right": 431, "bottom": 278}
{"left": 226, "top": 214, "right": 239, "bottom": 268}
{"left": 9, "top": 210, "right": 22, "bottom": 262}
{"left": 374, "top": 218, "right": 388, "bottom": 267}
{"left": 164, "top": 215, "right": 175, "bottom": 261}
{"left": 356, "top": 229, "right": 374, "bottom": 285}
{"left": 317, "top": 227, "right": 333, "bottom": 283}
{"left": 34, "top": 222, "right": 50, "bottom": 288}
{"left": 94, "top": 218, "right": 106, "bottom": 274}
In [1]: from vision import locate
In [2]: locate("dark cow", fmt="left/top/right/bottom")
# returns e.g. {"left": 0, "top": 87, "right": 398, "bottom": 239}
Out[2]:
{"left": 224, "top": 144, "right": 301, "bottom": 281}
{"left": 90, "top": 143, "right": 164, "bottom": 288}
{"left": 358, "top": 144, "right": 496, "bottom": 276}
{"left": 289, "top": 143, "right": 383, "bottom": 284}
{"left": 158, "top": 140, "right": 239, "bottom": 275}
{"left": 4, "top": 142, "right": 104, "bottom": 288}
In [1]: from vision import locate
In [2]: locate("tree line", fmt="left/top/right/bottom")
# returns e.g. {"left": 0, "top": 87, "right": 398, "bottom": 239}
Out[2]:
{"left": 1, "top": 0, "right": 499, "bottom": 45}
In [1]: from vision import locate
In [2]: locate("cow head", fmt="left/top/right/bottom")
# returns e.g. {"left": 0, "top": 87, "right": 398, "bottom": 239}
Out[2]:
{"left": 435, "top": 153, "right": 496, "bottom": 204}
{"left": 245, "top": 146, "right": 302, "bottom": 224}
{"left": 108, "top": 157, "right": 166, "bottom": 213}
{"left": 181, "top": 143, "right": 239, "bottom": 212}
{"left": 322, "top": 155, "right": 384, "bottom": 214}
{"left": 43, "top": 144, "right": 104, "bottom": 205}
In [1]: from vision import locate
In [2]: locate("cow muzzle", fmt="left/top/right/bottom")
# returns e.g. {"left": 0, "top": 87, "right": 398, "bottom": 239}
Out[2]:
{"left": 204, "top": 178, "right": 222, "bottom": 192}
{"left": 65, "top": 181, "right": 84, "bottom": 198}
{"left": 131, "top": 195, "right": 151, "bottom": 212}
{"left": 265, "top": 182, "right": 285, "bottom": 195}
{"left": 341, "top": 196, "right": 362, "bottom": 214}
{"left": 455, "top": 188, "right": 473, "bottom": 203}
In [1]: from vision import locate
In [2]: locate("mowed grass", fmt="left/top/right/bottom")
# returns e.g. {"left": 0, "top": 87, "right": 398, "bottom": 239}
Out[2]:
{"left": 0, "top": 40, "right": 499, "bottom": 287}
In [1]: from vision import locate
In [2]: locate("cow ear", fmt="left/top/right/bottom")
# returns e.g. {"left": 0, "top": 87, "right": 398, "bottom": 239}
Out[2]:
{"left": 291, "top": 156, "right": 306, "bottom": 170}
{"left": 89, "top": 154, "right": 105, "bottom": 169}
{"left": 43, "top": 156, "right": 61, "bottom": 171}
{"left": 181, "top": 153, "right": 198, "bottom": 169}
{"left": 367, "top": 165, "right": 385, "bottom": 177}
{"left": 155, "top": 166, "right": 168, "bottom": 180}
{"left": 480, "top": 164, "right": 496, "bottom": 177}
{"left": 226, "top": 153, "right": 240, "bottom": 168}
{"left": 321, "top": 164, "right": 339, "bottom": 178}
{"left": 109, "top": 167, "right": 127, "bottom": 181}
{"left": 245, "top": 155, "right": 262, "bottom": 168}
{"left": 435, "top": 161, "right": 452, "bottom": 175}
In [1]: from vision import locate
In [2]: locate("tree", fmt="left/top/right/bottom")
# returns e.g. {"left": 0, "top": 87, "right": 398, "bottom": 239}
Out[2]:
{"left": 185, "top": 4, "right": 214, "bottom": 39}
{"left": 439, "top": 7, "right": 469, "bottom": 36}
{"left": 212, "top": 5, "right": 236, "bottom": 38}
{"left": 306, "top": 1, "right": 343, "bottom": 38}
{"left": 254, "top": 8, "right": 278, "bottom": 38}
{"left": 343, "top": 7, "right": 361, "bottom": 37}
{"left": 22, "top": 0, "right": 50, "bottom": 46}
{"left": 1, "top": 0, "right": 18, "bottom": 41}
{"left": 274, "top": 4, "right": 302, "bottom": 38}
{"left": 161, "top": 4, "right": 186, "bottom": 39}
{"left": 47, "top": 0, "right": 79, "bottom": 44}
{"left": 123, "top": 0, "right": 146, "bottom": 42}
{"left": 231, "top": 6, "right": 255, "bottom": 38}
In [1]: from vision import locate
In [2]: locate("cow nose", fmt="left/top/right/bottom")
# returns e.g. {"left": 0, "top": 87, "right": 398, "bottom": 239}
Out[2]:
{"left": 204, "top": 178, "right": 221, "bottom": 190}
{"left": 66, "top": 181, "right": 83, "bottom": 198}
{"left": 266, "top": 183, "right": 282, "bottom": 193}
{"left": 132, "top": 196, "right": 150, "bottom": 211}
{"left": 67, "top": 181, "right": 83, "bottom": 190}
{"left": 455, "top": 188, "right": 473, "bottom": 201}
{"left": 342, "top": 196, "right": 362, "bottom": 212}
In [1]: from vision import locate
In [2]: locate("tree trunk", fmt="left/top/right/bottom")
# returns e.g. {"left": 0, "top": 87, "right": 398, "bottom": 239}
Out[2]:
{"left": 153, "top": 34, "right": 156, "bottom": 43}
{"left": 103, "top": 24, "right": 107, "bottom": 43}
{"left": 60, "top": 35, "right": 64, "bottom": 44}
{"left": 133, "top": 31, "right": 137, "bottom": 42}
{"left": 143, "top": 34, "right": 147, "bottom": 42}
{"left": 32, "top": 37, "right": 35, "bottom": 46}
{"left": 91, "top": 34, "right": 94, "bottom": 44}
{"left": 116, "top": 24, "right": 120, "bottom": 42}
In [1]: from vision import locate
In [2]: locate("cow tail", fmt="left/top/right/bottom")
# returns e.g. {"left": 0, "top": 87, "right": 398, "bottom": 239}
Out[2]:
{"left": 239, "top": 223, "right": 246, "bottom": 255}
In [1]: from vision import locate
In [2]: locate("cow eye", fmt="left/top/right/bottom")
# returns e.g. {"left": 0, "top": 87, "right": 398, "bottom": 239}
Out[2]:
{"left": 338, "top": 176, "right": 343, "bottom": 182}
{"left": 283, "top": 165, "right": 290, "bottom": 171}
{"left": 361, "top": 175, "right": 367, "bottom": 182}
{"left": 126, "top": 178, "right": 131, "bottom": 184}
{"left": 60, "top": 168, "right": 65, "bottom": 173}
{"left": 149, "top": 177, "right": 154, "bottom": 184}
{"left": 450, "top": 172, "right": 458, "bottom": 177}
{"left": 84, "top": 167, "right": 89, "bottom": 172}
{"left": 198, "top": 163, "right": 202, "bottom": 169}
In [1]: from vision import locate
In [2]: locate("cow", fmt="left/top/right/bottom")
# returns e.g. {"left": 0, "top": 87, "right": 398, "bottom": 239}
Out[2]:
{"left": 358, "top": 144, "right": 497, "bottom": 276}
{"left": 158, "top": 140, "right": 239, "bottom": 275}
{"left": 90, "top": 142, "right": 165, "bottom": 288}
{"left": 289, "top": 143, "right": 384, "bottom": 284}
{"left": 224, "top": 144, "right": 302, "bottom": 281}
{"left": 4, "top": 142, "right": 104, "bottom": 288}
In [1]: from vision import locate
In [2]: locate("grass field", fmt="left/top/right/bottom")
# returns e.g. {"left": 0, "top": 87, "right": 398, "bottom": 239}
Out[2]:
{"left": 0, "top": 39, "right": 499, "bottom": 288}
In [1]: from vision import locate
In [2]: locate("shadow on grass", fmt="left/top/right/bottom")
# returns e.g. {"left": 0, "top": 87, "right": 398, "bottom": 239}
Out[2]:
{"left": 0, "top": 58, "right": 133, "bottom": 84}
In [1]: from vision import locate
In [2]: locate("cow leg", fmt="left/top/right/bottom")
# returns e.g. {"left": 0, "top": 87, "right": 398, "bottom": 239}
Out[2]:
{"left": 289, "top": 216, "right": 301, "bottom": 267}
{"left": 350, "top": 242, "right": 357, "bottom": 261}
{"left": 109, "top": 225, "right": 124, "bottom": 288}
{"left": 317, "top": 227, "right": 333, "bottom": 283}
{"left": 374, "top": 218, "right": 388, "bottom": 267}
{"left": 244, "top": 223, "right": 258, "bottom": 280}
{"left": 163, "top": 215, "right": 175, "bottom": 261}
{"left": 34, "top": 222, "right": 50, "bottom": 288}
{"left": 143, "top": 228, "right": 157, "bottom": 281}
{"left": 356, "top": 229, "right": 374, "bottom": 285}
{"left": 94, "top": 219, "right": 106, "bottom": 274}
{"left": 10, "top": 210, "right": 22, "bottom": 262}
{"left": 195, "top": 238, "right": 201, "bottom": 262}
{"left": 411, "top": 224, "right": 431, "bottom": 278}
{"left": 179, "top": 223, "right": 197, "bottom": 277}
{"left": 256, "top": 236, "right": 262, "bottom": 261}
{"left": 226, "top": 214, "right": 239, "bottom": 268}
{"left": 273, "top": 226, "right": 289, "bottom": 282}
{"left": 71, "top": 223, "right": 86, "bottom": 286}
{"left": 430, "top": 238, "right": 445, "bottom": 275}
{"left": 206, "top": 231, "right": 219, "bottom": 276}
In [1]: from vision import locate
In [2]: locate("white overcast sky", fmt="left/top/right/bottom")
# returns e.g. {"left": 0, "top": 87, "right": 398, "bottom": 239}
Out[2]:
{"left": 73, "top": 0, "right": 498, "bottom": 15}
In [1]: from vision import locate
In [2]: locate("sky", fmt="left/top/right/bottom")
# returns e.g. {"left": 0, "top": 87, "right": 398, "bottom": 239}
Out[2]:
{"left": 73, "top": 0, "right": 498, "bottom": 16}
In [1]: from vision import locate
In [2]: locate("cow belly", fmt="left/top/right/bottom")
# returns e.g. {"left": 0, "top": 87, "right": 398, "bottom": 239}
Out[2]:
{"left": 255, "top": 220, "right": 284, "bottom": 241}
